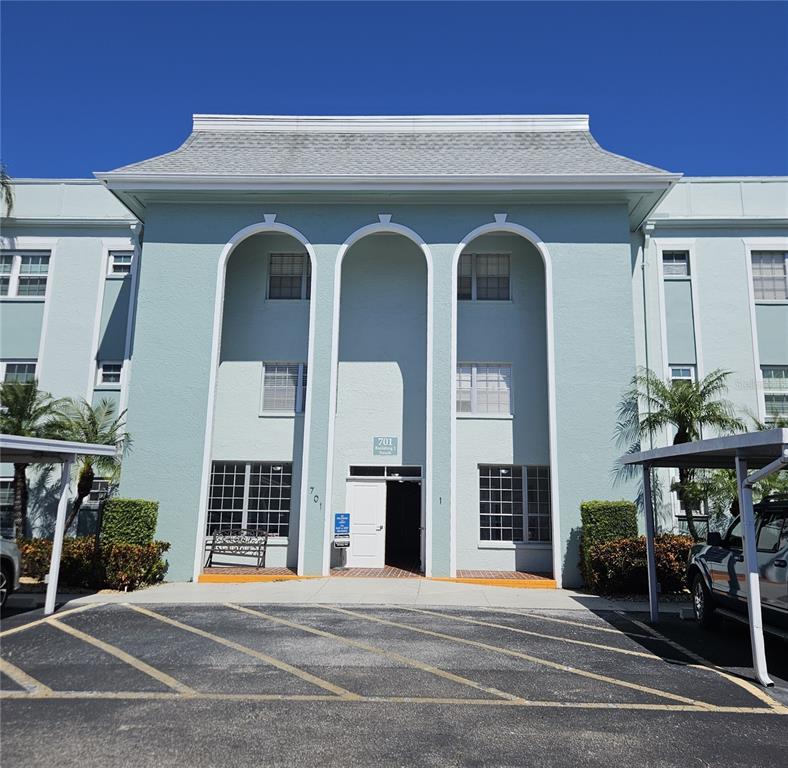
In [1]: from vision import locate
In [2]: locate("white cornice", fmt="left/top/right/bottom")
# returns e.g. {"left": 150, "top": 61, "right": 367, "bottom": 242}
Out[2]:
{"left": 191, "top": 113, "right": 591, "bottom": 133}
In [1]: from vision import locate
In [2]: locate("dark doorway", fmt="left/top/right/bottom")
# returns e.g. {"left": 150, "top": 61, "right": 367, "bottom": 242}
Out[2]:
{"left": 385, "top": 480, "right": 421, "bottom": 572}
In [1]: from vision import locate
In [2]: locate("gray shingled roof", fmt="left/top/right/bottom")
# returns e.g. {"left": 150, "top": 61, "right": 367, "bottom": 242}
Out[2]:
{"left": 108, "top": 128, "right": 670, "bottom": 178}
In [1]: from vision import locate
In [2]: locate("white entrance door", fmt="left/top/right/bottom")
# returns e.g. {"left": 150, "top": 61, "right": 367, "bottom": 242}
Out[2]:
{"left": 345, "top": 481, "right": 386, "bottom": 568}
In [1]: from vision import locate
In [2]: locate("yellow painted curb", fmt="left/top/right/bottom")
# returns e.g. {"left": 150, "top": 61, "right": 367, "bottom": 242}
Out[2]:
{"left": 429, "top": 578, "right": 557, "bottom": 589}
{"left": 197, "top": 574, "right": 317, "bottom": 584}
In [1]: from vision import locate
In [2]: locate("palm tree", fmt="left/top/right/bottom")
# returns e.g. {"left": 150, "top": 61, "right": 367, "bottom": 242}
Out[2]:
{"left": 50, "top": 398, "right": 131, "bottom": 533}
{"left": 620, "top": 368, "right": 745, "bottom": 540}
{"left": 1, "top": 162, "right": 13, "bottom": 216}
{"left": 0, "top": 380, "right": 63, "bottom": 536}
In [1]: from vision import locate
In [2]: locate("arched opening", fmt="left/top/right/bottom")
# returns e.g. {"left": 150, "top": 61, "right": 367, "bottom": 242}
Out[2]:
{"left": 329, "top": 231, "right": 429, "bottom": 573}
{"left": 452, "top": 227, "right": 557, "bottom": 580}
{"left": 198, "top": 228, "right": 314, "bottom": 574}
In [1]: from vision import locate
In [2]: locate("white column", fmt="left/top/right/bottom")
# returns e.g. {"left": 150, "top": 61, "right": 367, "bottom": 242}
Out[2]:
{"left": 642, "top": 463, "right": 659, "bottom": 623}
{"left": 734, "top": 454, "right": 773, "bottom": 687}
{"left": 44, "top": 456, "right": 74, "bottom": 616}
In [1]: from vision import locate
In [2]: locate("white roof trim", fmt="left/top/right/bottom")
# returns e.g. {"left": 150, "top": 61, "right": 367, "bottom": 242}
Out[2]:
{"left": 0, "top": 433, "right": 117, "bottom": 461}
{"left": 191, "top": 113, "right": 591, "bottom": 133}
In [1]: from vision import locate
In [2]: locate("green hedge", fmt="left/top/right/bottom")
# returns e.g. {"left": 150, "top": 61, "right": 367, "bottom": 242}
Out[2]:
{"left": 18, "top": 537, "right": 169, "bottom": 591}
{"left": 584, "top": 534, "right": 692, "bottom": 595}
{"left": 101, "top": 498, "right": 159, "bottom": 545}
{"left": 579, "top": 500, "right": 638, "bottom": 584}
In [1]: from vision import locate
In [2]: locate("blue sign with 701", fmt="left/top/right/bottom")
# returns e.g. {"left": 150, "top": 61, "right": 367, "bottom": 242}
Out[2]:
{"left": 334, "top": 513, "right": 350, "bottom": 536}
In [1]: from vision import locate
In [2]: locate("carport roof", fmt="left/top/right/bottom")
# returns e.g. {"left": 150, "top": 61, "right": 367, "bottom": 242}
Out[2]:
{"left": 621, "top": 428, "right": 788, "bottom": 470}
{"left": 0, "top": 434, "right": 117, "bottom": 463}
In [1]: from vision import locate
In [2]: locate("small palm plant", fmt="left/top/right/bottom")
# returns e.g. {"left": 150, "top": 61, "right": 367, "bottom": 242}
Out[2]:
{"left": 0, "top": 380, "right": 63, "bottom": 536}
{"left": 1, "top": 161, "right": 13, "bottom": 216}
{"left": 51, "top": 398, "right": 131, "bottom": 533}
{"left": 616, "top": 368, "right": 745, "bottom": 540}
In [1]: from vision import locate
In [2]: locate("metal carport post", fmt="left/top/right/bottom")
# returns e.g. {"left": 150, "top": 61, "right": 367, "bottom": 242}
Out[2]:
{"left": 622, "top": 429, "right": 788, "bottom": 688}
{"left": 0, "top": 434, "right": 117, "bottom": 616}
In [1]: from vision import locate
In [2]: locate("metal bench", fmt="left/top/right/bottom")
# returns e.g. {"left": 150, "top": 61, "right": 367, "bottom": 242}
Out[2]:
{"left": 204, "top": 529, "right": 269, "bottom": 569}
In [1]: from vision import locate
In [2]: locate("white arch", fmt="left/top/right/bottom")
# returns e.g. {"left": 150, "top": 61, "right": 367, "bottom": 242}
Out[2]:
{"left": 450, "top": 222, "right": 561, "bottom": 587}
{"left": 323, "top": 221, "right": 435, "bottom": 575}
{"left": 192, "top": 220, "right": 318, "bottom": 580}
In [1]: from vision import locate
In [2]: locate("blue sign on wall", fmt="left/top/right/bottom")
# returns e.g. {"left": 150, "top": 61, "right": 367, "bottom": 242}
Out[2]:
{"left": 334, "top": 513, "right": 350, "bottom": 536}
{"left": 373, "top": 436, "right": 398, "bottom": 456}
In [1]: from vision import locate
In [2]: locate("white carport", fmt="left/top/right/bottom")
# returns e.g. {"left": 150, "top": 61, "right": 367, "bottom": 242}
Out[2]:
{"left": 0, "top": 434, "right": 117, "bottom": 615}
{"left": 621, "top": 428, "right": 788, "bottom": 688}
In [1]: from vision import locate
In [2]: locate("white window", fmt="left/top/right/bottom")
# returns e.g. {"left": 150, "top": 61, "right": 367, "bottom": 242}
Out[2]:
{"left": 108, "top": 251, "right": 133, "bottom": 277}
{"left": 207, "top": 461, "right": 292, "bottom": 537}
{"left": 0, "top": 252, "right": 50, "bottom": 298}
{"left": 456, "top": 363, "right": 512, "bottom": 415}
{"left": 261, "top": 362, "right": 307, "bottom": 413}
{"left": 97, "top": 362, "right": 123, "bottom": 386}
{"left": 268, "top": 253, "right": 311, "bottom": 300}
{"left": 0, "top": 478, "right": 13, "bottom": 537}
{"left": 479, "top": 465, "right": 551, "bottom": 543}
{"left": 751, "top": 252, "right": 788, "bottom": 300}
{"left": 82, "top": 478, "right": 111, "bottom": 510}
{"left": 662, "top": 251, "right": 690, "bottom": 277}
{"left": 457, "top": 253, "right": 510, "bottom": 300}
{"left": 1, "top": 360, "right": 36, "bottom": 383}
{"left": 670, "top": 365, "right": 696, "bottom": 383}
{"left": 762, "top": 366, "right": 788, "bottom": 424}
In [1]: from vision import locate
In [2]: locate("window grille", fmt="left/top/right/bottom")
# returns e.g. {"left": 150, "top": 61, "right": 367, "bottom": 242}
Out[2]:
{"left": 751, "top": 252, "right": 787, "bottom": 300}
{"left": 456, "top": 363, "right": 512, "bottom": 415}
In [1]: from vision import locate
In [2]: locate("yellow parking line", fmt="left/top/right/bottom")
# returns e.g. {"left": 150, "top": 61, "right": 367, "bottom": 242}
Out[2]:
{"left": 616, "top": 612, "right": 786, "bottom": 712}
{"left": 0, "top": 688, "right": 785, "bottom": 714}
{"left": 227, "top": 603, "right": 520, "bottom": 702}
{"left": 0, "top": 602, "right": 103, "bottom": 638}
{"left": 481, "top": 607, "right": 655, "bottom": 640}
{"left": 403, "top": 607, "right": 666, "bottom": 660}
{"left": 0, "top": 658, "right": 53, "bottom": 695}
{"left": 49, "top": 619, "right": 194, "bottom": 694}
{"left": 124, "top": 604, "right": 359, "bottom": 700}
{"left": 326, "top": 606, "right": 716, "bottom": 710}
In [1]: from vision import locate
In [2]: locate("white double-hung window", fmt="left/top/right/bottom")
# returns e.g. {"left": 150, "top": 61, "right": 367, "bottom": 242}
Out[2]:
{"left": 268, "top": 253, "right": 311, "bottom": 300}
{"left": 457, "top": 363, "right": 512, "bottom": 415}
{"left": 751, "top": 252, "right": 788, "bottom": 300}
{"left": 108, "top": 251, "right": 133, "bottom": 277}
{"left": 261, "top": 362, "right": 307, "bottom": 413}
{"left": 662, "top": 251, "right": 690, "bottom": 277}
{"left": 1, "top": 360, "right": 37, "bottom": 383}
{"left": 0, "top": 252, "right": 50, "bottom": 297}
{"left": 457, "top": 253, "right": 510, "bottom": 300}
{"left": 762, "top": 366, "right": 788, "bottom": 425}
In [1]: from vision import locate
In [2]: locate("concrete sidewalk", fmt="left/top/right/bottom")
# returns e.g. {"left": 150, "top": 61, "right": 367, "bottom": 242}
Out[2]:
{"left": 11, "top": 577, "right": 689, "bottom": 613}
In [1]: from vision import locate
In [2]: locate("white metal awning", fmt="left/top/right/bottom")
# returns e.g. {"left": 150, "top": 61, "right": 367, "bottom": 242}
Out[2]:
{"left": 620, "top": 428, "right": 788, "bottom": 688}
{"left": 0, "top": 434, "right": 117, "bottom": 615}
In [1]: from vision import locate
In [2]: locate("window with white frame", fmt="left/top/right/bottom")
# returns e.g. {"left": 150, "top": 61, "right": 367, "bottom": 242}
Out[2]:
{"left": 97, "top": 362, "right": 122, "bottom": 386}
{"left": 0, "top": 478, "right": 13, "bottom": 537}
{"left": 670, "top": 365, "right": 696, "bottom": 383}
{"left": 108, "top": 251, "right": 133, "bottom": 277}
{"left": 268, "top": 253, "right": 311, "bottom": 300}
{"left": 457, "top": 253, "right": 510, "bottom": 300}
{"left": 261, "top": 362, "right": 307, "bottom": 413}
{"left": 0, "top": 252, "right": 50, "bottom": 297}
{"left": 456, "top": 363, "right": 512, "bottom": 415}
{"left": 478, "top": 465, "right": 551, "bottom": 543}
{"left": 82, "top": 478, "right": 111, "bottom": 510}
{"left": 206, "top": 461, "right": 292, "bottom": 537}
{"left": 762, "top": 366, "right": 788, "bottom": 424}
{"left": 1, "top": 360, "right": 36, "bottom": 383}
{"left": 751, "top": 252, "right": 788, "bottom": 300}
{"left": 662, "top": 251, "right": 690, "bottom": 277}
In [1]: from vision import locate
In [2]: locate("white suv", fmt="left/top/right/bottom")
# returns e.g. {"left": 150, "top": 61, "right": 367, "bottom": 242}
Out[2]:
{"left": 0, "top": 537, "right": 22, "bottom": 609}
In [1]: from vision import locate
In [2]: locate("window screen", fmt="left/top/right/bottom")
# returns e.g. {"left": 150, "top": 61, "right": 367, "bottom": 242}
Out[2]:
{"left": 751, "top": 252, "right": 787, "bottom": 300}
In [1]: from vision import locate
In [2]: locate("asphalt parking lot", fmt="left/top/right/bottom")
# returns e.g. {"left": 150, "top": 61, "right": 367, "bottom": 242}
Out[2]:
{"left": 1, "top": 603, "right": 787, "bottom": 767}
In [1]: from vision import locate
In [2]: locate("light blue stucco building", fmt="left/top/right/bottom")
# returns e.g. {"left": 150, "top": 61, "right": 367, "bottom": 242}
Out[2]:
{"left": 1, "top": 114, "right": 786, "bottom": 587}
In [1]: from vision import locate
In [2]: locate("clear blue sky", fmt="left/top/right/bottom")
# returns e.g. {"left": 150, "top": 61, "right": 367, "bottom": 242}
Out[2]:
{"left": 2, "top": 1, "right": 787, "bottom": 178}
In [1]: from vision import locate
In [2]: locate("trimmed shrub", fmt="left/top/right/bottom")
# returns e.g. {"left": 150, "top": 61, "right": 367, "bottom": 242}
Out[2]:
{"left": 101, "top": 498, "right": 159, "bottom": 545}
{"left": 585, "top": 534, "right": 693, "bottom": 595}
{"left": 18, "top": 537, "right": 170, "bottom": 591}
{"left": 579, "top": 500, "right": 638, "bottom": 584}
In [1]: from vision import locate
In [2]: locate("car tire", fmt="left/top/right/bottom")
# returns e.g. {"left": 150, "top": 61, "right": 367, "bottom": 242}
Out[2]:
{"left": 692, "top": 572, "right": 715, "bottom": 628}
{"left": 0, "top": 562, "right": 10, "bottom": 610}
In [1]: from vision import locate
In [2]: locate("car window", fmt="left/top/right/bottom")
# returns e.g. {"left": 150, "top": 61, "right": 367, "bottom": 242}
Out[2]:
{"left": 757, "top": 516, "right": 784, "bottom": 553}
{"left": 726, "top": 520, "right": 742, "bottom": 549}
